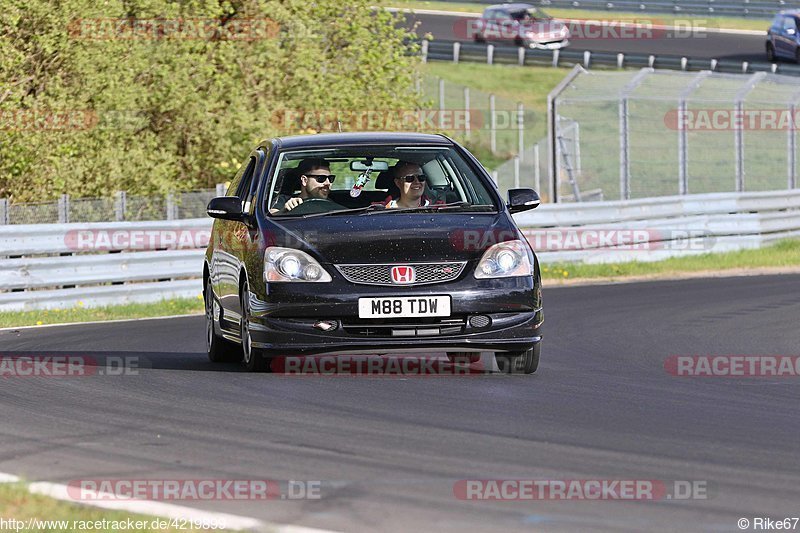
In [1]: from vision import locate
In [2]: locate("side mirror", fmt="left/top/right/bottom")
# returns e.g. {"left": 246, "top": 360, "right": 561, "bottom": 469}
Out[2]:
{"left": 507, "top": 188, "right": 540, "bottom": 214}
{"left": 788, "top": 28, "right": 797, "bottom": 35}
{"left": 207, "top": 196, "right": 246, "bottom": 221}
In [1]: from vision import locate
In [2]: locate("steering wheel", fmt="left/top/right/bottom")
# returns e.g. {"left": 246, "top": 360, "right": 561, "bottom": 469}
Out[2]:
{"left": 284, "top": 198, "right": 343, "bottom": 216}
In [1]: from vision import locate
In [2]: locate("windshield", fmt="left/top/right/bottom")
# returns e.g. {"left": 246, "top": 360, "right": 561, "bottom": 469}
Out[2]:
{"left": 266, "top": 145, "right": 499, "bottom": 217}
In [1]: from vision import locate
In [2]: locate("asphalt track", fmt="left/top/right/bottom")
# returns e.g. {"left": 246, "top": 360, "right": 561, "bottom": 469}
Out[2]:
{"left": 1, "top": 274, "right": 799, "bottom": 532}
{"left": 406, "top": 11, "right": 770, "bottom": 62}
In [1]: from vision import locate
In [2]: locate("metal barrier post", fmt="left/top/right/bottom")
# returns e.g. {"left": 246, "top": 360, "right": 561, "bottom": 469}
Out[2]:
{"left": 490, "top": 94, "right": 497, "bottom": 154}
{"left": 114, "top": 191, "right": 127, "bottom": 221}
{"left": 453, "top": 41, "right": 460, "bottom": 64}
{"left": 517, "top": 102, "right": 524, "bottom": 162}
{"left": 166, "top": 193, "right": 176, "bottom": 220}
{"left": 464, "top": 87, "right": 471, "bottom": 139}
{"left": 421, "top": 39, "right": 428, "bottom": 63}
{"left": 534, "top": 144, "right": 541, "bottom": 193}
{"left": 0, "top": 199, "right": 7, "bottom": 225}
{"left": 439, "top": 78, "right": 445, "bottom": 129}
{"left": 58, "top": 194, "right": 70, "bottom": 224}
{"left": 216, "top": 183, "right": 226, "bottom": 196}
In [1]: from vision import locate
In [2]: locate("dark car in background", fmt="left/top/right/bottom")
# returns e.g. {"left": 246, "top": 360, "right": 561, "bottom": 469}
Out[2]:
{"left": 474, "top": 3, "right": 570, "bottom": 49}
{"left": 767, "top": 10, "right": 800, "bottom": 62}
{"left": 203, "top": 133, "right": 543, "bottom": 374}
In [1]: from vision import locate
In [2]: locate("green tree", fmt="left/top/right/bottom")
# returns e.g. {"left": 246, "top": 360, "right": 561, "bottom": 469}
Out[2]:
{"left": 0, "top": 0, "right": 421, "bottom": 202}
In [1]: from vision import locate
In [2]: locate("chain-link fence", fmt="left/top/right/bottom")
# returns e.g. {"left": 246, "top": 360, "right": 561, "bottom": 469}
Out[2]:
{"left": 419, "top": 75, "right": 546, "bottom": 197}
{"left": 549, "top": 66, "right": 800, "bottom": 202}
{"left": 0, "top": 187, "right": 223, "bottom": 225}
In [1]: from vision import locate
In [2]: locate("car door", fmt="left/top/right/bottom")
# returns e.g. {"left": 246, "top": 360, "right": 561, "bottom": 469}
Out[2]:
{"left": 778, "top": 15, "right": 798, "bottom": 58}
{"left": 215, "top": 153, "right": 259, "bottom": 323}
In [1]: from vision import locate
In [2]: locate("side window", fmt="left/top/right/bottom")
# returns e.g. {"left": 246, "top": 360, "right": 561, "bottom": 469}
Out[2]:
{"left": 783, "top": 16, "right": 797, "bottom": 31}
{"left": 771, "top": 15, "right": 782, "bottom": 29}
{"left": 483, "top": 9, "right": 495, "bottom": 19}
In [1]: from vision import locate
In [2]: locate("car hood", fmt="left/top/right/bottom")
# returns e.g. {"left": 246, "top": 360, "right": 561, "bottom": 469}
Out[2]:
{"left": 265, "top": 212, "right": 522, "bottom": 264}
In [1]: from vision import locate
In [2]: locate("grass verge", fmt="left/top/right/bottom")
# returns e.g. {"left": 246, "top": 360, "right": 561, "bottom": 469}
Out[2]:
{"left": 0, "top": 297, "right": 204, "bottom": 328}
{"left": 0, "top": 482, "right": 187, "bottom": 533}
{"left": 540, "top": 239, "right": 800, "bottom": 281}
{"left": 390, "top": 0, "right": 769, "bottom": 31}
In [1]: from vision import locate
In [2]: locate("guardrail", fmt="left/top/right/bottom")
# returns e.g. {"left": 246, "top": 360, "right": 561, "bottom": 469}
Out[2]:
{"left": 434, "top": 0, "right": 800, "bottom": 18}
{"left": 0, "top": 219, "right": 211, "bottom": 311}
{"left": 1, "top": 190, "right": 797, "bottom": 311}
{"left": 514, "top": 189, "right": 800, "bottom": 263}
{"left": 422, "top": 39, "right": 800, "bottom": 77}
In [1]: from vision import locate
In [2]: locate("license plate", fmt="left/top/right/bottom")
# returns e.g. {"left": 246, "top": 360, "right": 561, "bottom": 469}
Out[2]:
{"left": 358, "top": 296, "right": 451, "bottom": 318}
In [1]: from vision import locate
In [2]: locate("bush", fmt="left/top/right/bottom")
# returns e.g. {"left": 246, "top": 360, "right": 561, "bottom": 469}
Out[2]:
{"left": 0, "top": 0, "right": 421, "bottom": 201}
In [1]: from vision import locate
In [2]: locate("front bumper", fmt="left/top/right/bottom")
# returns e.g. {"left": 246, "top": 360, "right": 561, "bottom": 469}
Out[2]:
{"left": 247, "top": 275, "right": 543, "bottom": 357}
{"left": 249, "top": 310, "right": 542, "bottom": 357}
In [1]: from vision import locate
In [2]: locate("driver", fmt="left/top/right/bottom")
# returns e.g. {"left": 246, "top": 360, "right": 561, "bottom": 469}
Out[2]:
{"left": 271, "top": 158, "right": 339, "bottom": 213}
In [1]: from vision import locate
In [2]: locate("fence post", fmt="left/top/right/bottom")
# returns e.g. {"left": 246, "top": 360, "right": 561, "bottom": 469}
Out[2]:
{"left": 790, "top": 102, "right": 798, "bottom": 189}
{"left": 421, "top": 39, "right": 428, "bottom": 63}
{"left": 513, "top": 155, "right": 520, "bottom": 189}
{"left": 166, "top": 192, "right": 176, "bottom": 220}
{"left": 0, "top": 198, "right": 7, "bottom": 225}
{"left": 464, "top": 87, "right": 471, "bottom": 139}
{"left": 58, "top": 194, "right": 70, "bottom": 224}
{"left": 734, "top": 72, "right": 766, "bottom": 193}
{"left": 114, "top": 191, "right": 126, "bottom": 221}
{"left": 216, "top": 183, "right": 227, "bottom": 196}
{"left": 517, "top": 102, "right": 524, "bottom": 162}
{"left": 583, "top": 51, "right": 591, "bottom": 68}
{"left": 487, "top": 44, "right": 494, "bottom": 65}
{"left": 438, "top": 78, "right": 445, "bottom": 129}
{"left": 489, "top": 94, "right": 497, "bottom": 154}
{"left": 453, "top": 41, "right": 460, "bottom": 64}
{"left": 518, "top": 46, "right": 525, "bottom": 66}
{"left": 618, "top": 97, "right": 630, "bottom": 200}
{"left": 552, "top": 49, "right": 559, "bottom": 68}
{"left": 534, "top": 143, "right": 541, "bottom": 193}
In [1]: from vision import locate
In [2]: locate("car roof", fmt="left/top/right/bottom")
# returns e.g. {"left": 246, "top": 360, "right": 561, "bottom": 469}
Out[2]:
{"left": 486, "top": 3, "right": 535, "bottom": 11}
{"left": 268, "top": 132, "right": 455, "bottom": 150}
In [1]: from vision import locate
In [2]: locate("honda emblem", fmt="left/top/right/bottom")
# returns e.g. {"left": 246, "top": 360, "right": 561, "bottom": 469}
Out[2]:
{"left": 391, "top": 266, "right": 416, "bottom": 284}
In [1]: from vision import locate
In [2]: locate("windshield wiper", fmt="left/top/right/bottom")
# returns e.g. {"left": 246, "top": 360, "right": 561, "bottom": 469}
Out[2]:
{"left": 363, "top": 202, "right": 496, "bottom": 215}
{"left": 299, "top": 204, "right": 386, "bottom": 219}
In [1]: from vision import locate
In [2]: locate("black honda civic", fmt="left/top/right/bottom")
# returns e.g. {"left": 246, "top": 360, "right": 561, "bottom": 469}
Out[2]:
{"left": 204, "top": 132, "right": 543, "bottom": 373}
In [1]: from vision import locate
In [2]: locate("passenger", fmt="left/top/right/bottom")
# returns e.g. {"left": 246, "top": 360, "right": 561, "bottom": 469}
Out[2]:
{"left": 384, "top": 161, "right": 436, "bottom": 208}
{"left": 271, "top": 158, "right": 337, "bottom": 213}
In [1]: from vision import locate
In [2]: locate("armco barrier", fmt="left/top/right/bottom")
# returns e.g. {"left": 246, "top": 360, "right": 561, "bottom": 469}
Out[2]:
{"left": 513, "top": 189, "right": 800, "bottom": 263}
{"left": 0, "top": 189, "right": 798, "bottom": 310}
{"left": 0, "top": 219, "right": 212, "bottom": 311}
{"left": 424, "top": 40, "right": 800, "bottom": 78}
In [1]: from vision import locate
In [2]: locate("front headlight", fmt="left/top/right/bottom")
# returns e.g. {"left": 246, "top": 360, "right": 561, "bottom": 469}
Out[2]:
{"left": 474, "top": 239, "right": 533, "bottom": 279}
{"left": 264, "top": 247, "right": 332, "bottom": 282}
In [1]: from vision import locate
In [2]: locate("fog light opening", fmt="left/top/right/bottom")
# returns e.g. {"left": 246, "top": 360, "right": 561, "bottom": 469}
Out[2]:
{"left": 468, "top": 315, "right": 491, "bottom": 328}
{"left": 313, "top": 320, "right": 339, "bottom": 332}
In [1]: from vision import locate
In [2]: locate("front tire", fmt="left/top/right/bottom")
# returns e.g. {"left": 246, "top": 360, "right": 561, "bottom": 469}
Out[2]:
{"left": 240, "top": 279, "right": 271, "bottom": 372}
{"left": 205, "top": 279, "right": 240, "bottom": 363}
{"left": 766, "top": 42, "right": 776, "bottom": 62}
{"left": 495, "top": 343, "right": 540, "bottom": 374}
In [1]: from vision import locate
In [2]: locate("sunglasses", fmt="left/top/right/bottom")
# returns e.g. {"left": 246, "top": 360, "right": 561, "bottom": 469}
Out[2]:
{"left": 304, "top": 174, "right": 335, "bottom": 183}
{"left": 399, "top": 174, "right": 426, "bottom": 183}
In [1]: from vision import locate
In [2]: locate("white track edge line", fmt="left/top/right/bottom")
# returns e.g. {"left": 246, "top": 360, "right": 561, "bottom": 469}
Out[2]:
{"left": 0, "top": 313, "right": 203, "bottom": 332}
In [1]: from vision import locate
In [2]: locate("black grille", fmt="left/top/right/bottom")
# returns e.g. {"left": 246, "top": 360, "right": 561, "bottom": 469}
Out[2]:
{"left": 336, "top": 262, "right": 466, "bottom": 286}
